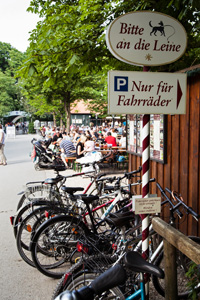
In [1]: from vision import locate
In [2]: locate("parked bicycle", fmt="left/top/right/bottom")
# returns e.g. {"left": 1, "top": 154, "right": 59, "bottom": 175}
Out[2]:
{"left": 54, "top": 251, "right": 164, "bottom": 300}
{"left": 52, "top": 182, "right": 200, "bottom": 299}
{"left": 29, "top": 167, "right": 143, "bottom": 278}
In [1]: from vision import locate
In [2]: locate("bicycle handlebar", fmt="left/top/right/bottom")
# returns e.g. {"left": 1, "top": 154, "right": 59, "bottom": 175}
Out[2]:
{"left": 96, "top": 176, "right": 116, "bottom": 183}
{"left": 156, "top": 183, "right": 183, "bottom": 218}
{"left": 165, "top": 187, "right": 199, "bottom": 221}
{"left": 124, "top": 166, "right": 142, "bottom": 178}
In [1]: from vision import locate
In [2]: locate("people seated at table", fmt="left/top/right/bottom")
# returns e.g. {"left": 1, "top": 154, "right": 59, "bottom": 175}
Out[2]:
{"left": 73, "top": 129, "right": 81, "bottom": 143}
{"left": 105, "top": 132, "right": 117, "bottom": 147}
{"left": 52, "top": 129, "right": 62, "bottom": 144}
{"left": 58, "top": 138, "right": 76, "bottom": 168}
{"left": 96, "top": 133, "right": 105, "bottom": 144}
{"left": 117, "top": 124, "right": 123, "bottom": 135}
{"left": 119, "top": 132, "right": 126, "bottom": 148}
{"left": 76, "top": 134, "right": 87, "bottom": 159}
{"left": 111, "top": 128, "right": 118, "bottom": 139}
{"left": 86, "top": 130, "right": 92, "bottom": 138}
{"left": 84, "top": 135, "right": 95, "bottom": 152}
{"left": 62, "top": 132, "right": 72, "bottom": 141}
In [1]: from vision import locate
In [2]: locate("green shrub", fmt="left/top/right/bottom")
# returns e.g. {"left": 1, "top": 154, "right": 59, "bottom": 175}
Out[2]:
{"left": 186, "top": 262, "right": 200, "bottom": 299}
{"left": 28, "top": 122, "right": 35, "bottom": 134}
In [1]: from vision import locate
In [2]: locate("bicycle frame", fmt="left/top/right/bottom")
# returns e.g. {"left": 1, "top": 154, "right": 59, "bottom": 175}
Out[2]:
{"left": 126, "top": 274, "right": 146, "bottom": 300}
{"left": 82, "top": 181, "right": 141, "bottom": 232}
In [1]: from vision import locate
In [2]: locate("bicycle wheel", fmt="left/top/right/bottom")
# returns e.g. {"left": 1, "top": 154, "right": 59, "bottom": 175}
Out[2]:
{"left": 54, "top": 273, "right": 125, "bottom": 300}
{"left": 52, "top": 254, "right": 117, "bottom": 299}
{"left": 31, "top": 215, "right": 90, "bottom": 279}
{"left": 16, "top": 205, "right": 68, "bottom": 267}
{"left": 16, "top": 207, "right": 48, "bottom": 267}
{"left": 152, "top": 236, "right": 200, "bottom": 299}
{"left": 13, "top": 199, "right": 61, "bottom": 238}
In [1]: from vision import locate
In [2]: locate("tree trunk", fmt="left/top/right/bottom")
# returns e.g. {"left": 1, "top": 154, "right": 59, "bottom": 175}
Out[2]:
{"left": 53, "top": 112, "right": 56, "bottom": 127}
{"left": 60, "top": 117, "right": 63, "bottom": 128}
{"left": 63, "top": 91, "right": 71, "bottom": 132}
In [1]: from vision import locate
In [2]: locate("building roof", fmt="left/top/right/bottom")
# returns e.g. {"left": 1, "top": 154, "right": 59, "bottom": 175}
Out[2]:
{"left": 70, "top": 100, "right": 92, "bottom": 114}
{"left": 177, "top": 64, "right": 200, "bottom": 77}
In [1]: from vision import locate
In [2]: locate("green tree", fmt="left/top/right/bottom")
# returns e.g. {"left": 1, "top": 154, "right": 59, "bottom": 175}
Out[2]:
{"left": 0, "top": 42, "right": 25, "bottom": 76}
{"left": 0, "top": 42, "right": 25, "bottom": 118}
{"left": 18, "top": 0, "right": 200, "bottom": 128}
{"left": 0, "top": 71, "right": 22, "bottom": 116}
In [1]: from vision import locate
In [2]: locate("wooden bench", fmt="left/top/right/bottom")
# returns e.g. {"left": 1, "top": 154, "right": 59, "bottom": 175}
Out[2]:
{"left": 116, "top": 159, "right": 128, "bottom": 170}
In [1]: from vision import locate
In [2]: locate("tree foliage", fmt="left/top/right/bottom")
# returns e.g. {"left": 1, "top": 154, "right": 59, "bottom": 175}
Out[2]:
{"left": 17, "top": 0, "right": 200, "bottom": 128}
{"left": 0, "top": 42, "right": 25, "bottom": 117}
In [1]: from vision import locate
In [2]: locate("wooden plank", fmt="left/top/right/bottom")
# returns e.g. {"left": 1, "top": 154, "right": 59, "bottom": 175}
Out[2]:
{"left": 188, "top": 77, "right": 199, "bottom": 236}
{"left": 179, "top": 81, "right": 190, "bottom": 235}
{"left": 163, "top": 115, "right": 171, "bottom": 220}
{"left": 152, "top": 217, "right": 200, "bottom": 264}
{"left": 151, "top": 161, "right": 157, "bottom": 195}
{"left": 171, "top": 115, "right": 180, "bottom": 192}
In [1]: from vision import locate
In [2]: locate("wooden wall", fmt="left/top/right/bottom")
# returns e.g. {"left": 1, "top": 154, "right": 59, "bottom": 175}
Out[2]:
{"left": 128, "top": 73, "right": 200, "bottom": 236}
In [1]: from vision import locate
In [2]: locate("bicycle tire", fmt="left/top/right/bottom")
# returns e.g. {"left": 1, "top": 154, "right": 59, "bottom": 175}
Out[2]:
{"left": 52, "top": 254, "right": 117, "bottom": 299}
{"left": 152, "top": 236, "right": 200, "bottom": 299}
{"left": 54, "top": 273, "right": 125, "bottom": 300}
{"left": 16, "top": 205, "right": 68, "bottom": 267}
{"left": 16, "top": 207, "right": 48, "bottom": 267}
{"left": 13, "top": 199, "right": 62, "bottom": 238}
{"left": 31, "top": 215, "right": 90, "bottom": 279}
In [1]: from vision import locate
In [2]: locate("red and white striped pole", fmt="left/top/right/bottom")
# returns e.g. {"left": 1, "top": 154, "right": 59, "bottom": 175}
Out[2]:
{"left": 141, "top": 66, "right": 150, "bottom": 261}
{"left": 141, "top": 114, "right": 150, "bottom": 260}
{"left": 141, "top": 66, "right": 150, "bottom": 298}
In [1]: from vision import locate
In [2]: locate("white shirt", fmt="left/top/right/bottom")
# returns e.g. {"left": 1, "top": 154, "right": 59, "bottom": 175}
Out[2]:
{"left": 0, "top": 129, "right": 5, "bottom": 145}
{"left": 119, "top": 137, "right": 126, "bottom": 148}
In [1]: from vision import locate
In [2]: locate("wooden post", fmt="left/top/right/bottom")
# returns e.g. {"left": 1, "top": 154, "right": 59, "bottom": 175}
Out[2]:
{"left": 152, "top": 217, "right": 200, "bottom": 300}
{"left": 163, "top": 239, "right": 178, "bottom": 300}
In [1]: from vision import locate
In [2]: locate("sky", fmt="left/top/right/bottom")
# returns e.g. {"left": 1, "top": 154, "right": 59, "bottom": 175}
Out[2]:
{"left": 0, "top": 0, "right": 40, "bottom": 52}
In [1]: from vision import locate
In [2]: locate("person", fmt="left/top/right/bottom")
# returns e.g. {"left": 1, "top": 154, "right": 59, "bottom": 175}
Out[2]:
{"left": 52, "top": 130, "right": 62, "bottom": 144}
{"left": 117, "top": 124, "right": 123, "bottom": 135}
{"left": 62, "top": 132, "right": 72, "bottom": 141}
{"left": 58, "top": 138, "right": 76, "bottom": 168}
{"left": 0, "top": 124, "right": 7, "bottom": 165}
{"left": 119, "top": 132, "right": 126, "bottom": 148}
{"left": 84, "top": 135, "right": 95, "bottom": 152}
{"left": 96, "top": 133, "right": 105, "bottom": 144}
{"left": 45, "top": 126, "right": 52, "bottom": 138}
{"left": 73, "top": 129, "right": 80, "bottom": 143}
{"left": 105, "top": 132, "right": 117, "bottom": 147}
{"left": 76, "top": 134, "right": 87, "bottom": 159}
{"left": 111, "top": 128, "right": 118, "bottom": 138}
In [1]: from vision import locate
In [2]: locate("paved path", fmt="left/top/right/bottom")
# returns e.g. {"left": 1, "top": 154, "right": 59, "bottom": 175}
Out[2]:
{"left": 0, "top": 134, "right": 91, "bottom": 300}
{"left": 0, "top": 134, "right": 162, "bottom": 300}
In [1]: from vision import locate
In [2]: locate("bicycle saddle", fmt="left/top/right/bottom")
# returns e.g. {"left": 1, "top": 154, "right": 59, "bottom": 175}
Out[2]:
{"left": 44, "top": 177, "right": 64, "bottom": 184}
{"left": 81, "top": 195, "right": 99, "bottom": 204}
{"left": 124, "top": 251, "right": 164, "bottom": 278}
{"left": 105, "top": 211, "right": 134, "bottom": 227}
{"left": 61, "top": 186, "right": 84, "bottom": 195}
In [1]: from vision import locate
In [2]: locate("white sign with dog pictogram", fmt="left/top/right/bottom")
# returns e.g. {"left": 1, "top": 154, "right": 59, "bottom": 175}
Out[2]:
{"left": 108, "top": 70, "right": 187, "bottom": 115}
{"left": 106, "top": 11, "right": 187, "bottom": 66}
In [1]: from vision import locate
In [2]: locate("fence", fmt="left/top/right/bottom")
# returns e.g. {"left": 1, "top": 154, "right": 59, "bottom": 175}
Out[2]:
{"left": 152, "top": 217, "right": 200, "bottom": 300}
